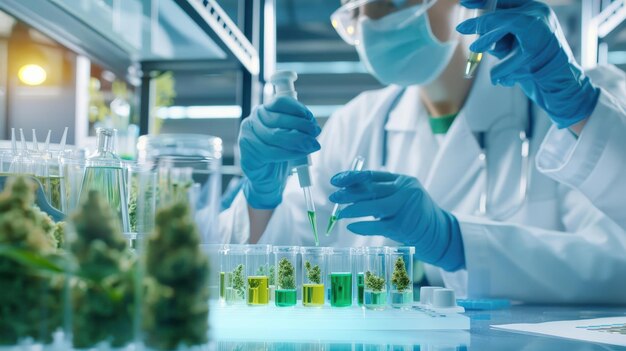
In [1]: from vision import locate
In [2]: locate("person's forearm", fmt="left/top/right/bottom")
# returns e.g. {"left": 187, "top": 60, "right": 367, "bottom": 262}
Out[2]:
{"left": 248, "top": 206, "right": 274, "bottom": 244}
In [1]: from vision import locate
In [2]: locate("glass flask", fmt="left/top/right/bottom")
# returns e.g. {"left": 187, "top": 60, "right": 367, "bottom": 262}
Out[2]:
{"left": 363, "top": 247, "right": 387, "bottom": 310}
{"left": 301, "top": 247, "right": 327, "bottom": 307}
{"left": 273, "top": 246, "right": 299, "bottom": 307}
{"left": 137, "top": 134, "right": 222, "bottom": 243}
{"left": 386, "top": 246, "right": 415, "bottom": 309}
{"left": 246, "top": 245, "right": 272, "bottom": 306}
{"left": 79, "top": 128, "right": 130, "bottom": 232}
{"left": 220, "top": 244, "right": 247, "bottom": 305}
{"left": 327, "top": 247, "right": 354, "bottom": 308}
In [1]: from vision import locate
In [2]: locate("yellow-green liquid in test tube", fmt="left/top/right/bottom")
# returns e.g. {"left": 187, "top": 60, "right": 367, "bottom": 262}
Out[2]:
{"left": 326, "top": 155, "right": 365, "bottom": 235}
{"left": 464, "top": 0, "right": 498, "bottom": 79}
{"left": 270, "top": 71, "right": 320, "bottom": 245}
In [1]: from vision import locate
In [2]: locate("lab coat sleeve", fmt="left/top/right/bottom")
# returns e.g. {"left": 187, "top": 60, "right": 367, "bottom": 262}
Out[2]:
{"left": 536, "top": 64, "right": 626, "bottom": 230}
{"left": 442, "top": 186, "right": 626, "bottom": 304}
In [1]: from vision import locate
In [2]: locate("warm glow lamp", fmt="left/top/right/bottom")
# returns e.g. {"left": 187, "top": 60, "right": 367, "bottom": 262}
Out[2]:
{"left": 18, "top": 63, "right": 47, "bottom": 86}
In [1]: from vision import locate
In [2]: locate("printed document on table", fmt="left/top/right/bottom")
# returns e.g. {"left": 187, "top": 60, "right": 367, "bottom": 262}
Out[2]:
{"left": 492, "top": 317, "right": 626, "bottom": 346}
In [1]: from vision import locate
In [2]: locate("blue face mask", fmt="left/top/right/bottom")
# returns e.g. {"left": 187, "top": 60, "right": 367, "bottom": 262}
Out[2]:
{"left": 356, "top": 2, "right": 457, "bottom": 86}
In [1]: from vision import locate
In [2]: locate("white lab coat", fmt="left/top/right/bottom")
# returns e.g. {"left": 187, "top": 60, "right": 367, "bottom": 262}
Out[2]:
{"left": 220, "top": 58, "right": 626, "bottom": 304}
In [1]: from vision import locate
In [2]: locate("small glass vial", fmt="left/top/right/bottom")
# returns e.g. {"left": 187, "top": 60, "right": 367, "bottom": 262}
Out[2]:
{"left": 220, "top": 244, "right": 247, "bottom": 305}
{"left": 386, "top": 246, "right": 415, "bottom": 309}
{"left": 353, "top": 247, "right": 365, "bottom": 307}
{"left": 246, "top": 245, "right": 272, "bottom": 306}
{"left": 363, "top": 247, "right": 387, "bottom": 310}
{"left": 273, "top": 246, "right": 299, "bottom": 307}
{"left": 327, "top": 247, "right": 353, "bottom": 307}
{"left": 301, "top": 247, "right": 327, "bottom": 307}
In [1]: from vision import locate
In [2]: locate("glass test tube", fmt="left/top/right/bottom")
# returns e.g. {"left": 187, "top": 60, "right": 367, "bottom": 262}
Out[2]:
{"left": 328, "top": 247, "right": 354, "bottom": 307}
{"left": 363, "top": 247, "right": 387, "bottom": 310}
{"left": 326, "top": 155, "right": 365, "bottom": 235}
{"left": 273, "top": 246, "right": 299, "bottom": 307}
{"left": 221, "top": 245, "right": 247, "bottom": 305}
{"left": 464, "top": 0, "right": 499, "bottom": 79}
{"left": 246, "top": 244, "right": 272, "bottom": 306}
{"left": 353, "top": 247, "right": 365, "bottom": 307}
{"left": 301, "top": 247, "right": 327, "bottom": 307}
{"left": 386, "top": 246, "right": 415, "bottom": 309}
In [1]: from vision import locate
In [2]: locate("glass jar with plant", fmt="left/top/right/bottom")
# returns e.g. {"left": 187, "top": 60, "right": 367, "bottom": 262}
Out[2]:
{"left": 273, "top": 246, "right": 299, "bottom": 307}
{"left": 364, "top": 247, "right": 387, "bottom": 310}
{"left": 301, "top": 247, "right": 327, "bottom": 307}
{"left": 387, "top": 246, "right": 415, "bottom": 308}
{"left": 246, "top": 245, "right": 271, "bottom": 306}
{"left": 220, "top": 245, "right": 246, "bottom": 305}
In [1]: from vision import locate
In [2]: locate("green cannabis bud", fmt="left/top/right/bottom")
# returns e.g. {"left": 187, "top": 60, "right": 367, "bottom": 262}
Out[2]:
{"left": 391, "top": 257, "right": 411, "bottom": 292}
{"left": 0, "top": 177, "right": 62, "bottom": 345}
{"left": 232, "top": 264, "right": 246, "bottom": 298}
{"left": 277, "top": 258, "right": 295, "bottom": 289}
{"left": 305, "top": 260, "right": 321, "bottom": 284}
{"left": 69, "top": 190, "right": 136, "bottom": 348}
{"left": 365, "top": 271, "right": 385, "bottom": 292}
{"left": 144, "top": 201, "right": 210, "bottom": 350}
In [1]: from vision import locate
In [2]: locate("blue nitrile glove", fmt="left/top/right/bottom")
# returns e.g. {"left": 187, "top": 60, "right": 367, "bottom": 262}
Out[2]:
{"left": 457, "top": 0, "right": 600, "bottom": 129}
{"left": 239, "top": 96, "right": 321, "bottom": 209}
{"left": 329, "top": 171, "right": 465, "bottom": 271}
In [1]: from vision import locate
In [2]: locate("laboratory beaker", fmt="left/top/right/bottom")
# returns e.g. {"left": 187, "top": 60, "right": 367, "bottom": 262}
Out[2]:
{"left": 200, "top": 244, "right": 225, "bottom": 301}
{"left": 273, "top": 246, "right": 299, "bottom": 307}
{"left": 59, "top": 149, "right": 86, "bottom": 214}
{"left": 137, "top": 134, "right": 222, "bottom": 243}
{"left": 328, "top": 247, "right": 353, "bottom": 307}
{"left": 65, "top": 190, "right": 139, "bottom": 349}
{"left": 363, "top": 247, "right": 387, "bottom": 310}
{"left": 386, "top": 246, "right": 415, "bottom": 309}
{"left": 353, "top": 247, "right": 365, "bottom": 307}
{"left": 246, "top": 244, "right": 272, "bottom": 306}
{"left": 301, "top": 247, "right": 327, "bottom": 307}
{"left": 220, "top": 244, "right": 247, "bottom": 305}
{"left": 78, "top": 128, "right": 130, "bottom": 233}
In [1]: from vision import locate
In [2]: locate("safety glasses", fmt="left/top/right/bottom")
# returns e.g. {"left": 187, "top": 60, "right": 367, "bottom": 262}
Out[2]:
{"left": 330, "top": 0, "right": 435, "bottom": 45}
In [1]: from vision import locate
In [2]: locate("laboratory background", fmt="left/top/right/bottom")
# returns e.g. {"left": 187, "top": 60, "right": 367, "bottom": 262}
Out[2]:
{"left": 0, "top": 0, "right": 625, "bottom": 350}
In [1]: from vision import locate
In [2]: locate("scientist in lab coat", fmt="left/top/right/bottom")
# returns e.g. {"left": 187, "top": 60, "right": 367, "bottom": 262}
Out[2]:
{"left": 220, "top": 0, "right": 626, "bottom": 303}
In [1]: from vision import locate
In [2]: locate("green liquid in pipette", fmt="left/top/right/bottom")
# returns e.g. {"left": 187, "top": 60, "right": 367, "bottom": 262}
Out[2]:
{"left": 326, "top": 214, "right": 338, "bottom": 236}
{"left": 308, "top": 210, "right": 319, "bottom": 246}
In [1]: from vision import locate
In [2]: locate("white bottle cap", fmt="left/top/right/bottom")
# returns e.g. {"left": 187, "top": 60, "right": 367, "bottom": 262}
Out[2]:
{"left": 419, "top": 286, "right": 443, "bottom": 306}
{"left": 432, "top": 288, "right": 457, "bottom": 308}
{"left": 270, "top": 71, "right": 298, "bottom": 99}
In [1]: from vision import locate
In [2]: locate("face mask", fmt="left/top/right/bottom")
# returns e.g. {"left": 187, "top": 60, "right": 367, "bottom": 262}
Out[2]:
{"left": 356, "top": 2, "right": 457, "bottom": 86}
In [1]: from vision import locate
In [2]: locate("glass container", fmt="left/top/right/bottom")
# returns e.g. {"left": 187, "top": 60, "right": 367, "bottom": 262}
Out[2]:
{"left": 363, "top": 247, "right": 387, "bottom": 310}
{"left": 78, "top": 128, "right": 130, "bottom": 232}
{"left": 353, "top": 247, "right": 365, "bottom": 307}
{"left": 327, "top": 247, "right": 353, "bottom": 308}
{"left": 200, "top": 244, "right": 225, "bottom": 302}
{"left": 300, "top": 247, "right": 327, "bottom": 307}
{"left": 125, "top": 162, "right": 157, "bottom": 238}
{"left": 220, "top": 245, "right": 247, "bottom": 305}
{"left": 273, "top": 246, "right": 299, "bottom": 307}
{"left": 137, "top": 134, "right": 222, "bottom": 243}
{"left": 59, "top": 149, "right": 86, "bottom": 214}
{"left": 245, "top": 245, "right": 271, "bottom": 306}
{"left": 386, "top": 246, "right": 415, "bottom": 309}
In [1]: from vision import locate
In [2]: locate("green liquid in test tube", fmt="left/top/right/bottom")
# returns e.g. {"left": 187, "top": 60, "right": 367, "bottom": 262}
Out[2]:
{"left": 464, "top": 0, "right": 498, "bottom": 79}
{"left": 326, "top": 155, "right": 365, "bottom": 235}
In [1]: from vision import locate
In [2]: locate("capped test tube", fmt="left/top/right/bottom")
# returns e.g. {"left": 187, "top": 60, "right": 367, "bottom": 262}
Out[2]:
{"left": 464, "top": 0, "right": 499, "bottom": 79}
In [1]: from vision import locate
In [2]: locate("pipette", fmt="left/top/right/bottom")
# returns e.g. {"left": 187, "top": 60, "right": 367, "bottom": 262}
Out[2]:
{"left": 269, "top": 71, "right": 320, "bottom": 246}
{"left": 464, "top": 0, "right": 498, "bottom": 79}
{"left": 325, "top": 155, "right": 365, "bottom": 235}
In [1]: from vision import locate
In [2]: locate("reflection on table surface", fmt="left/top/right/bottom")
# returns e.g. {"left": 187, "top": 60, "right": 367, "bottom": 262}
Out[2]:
{"left": 212, "top": 305, "right": 626, "bottom": 351}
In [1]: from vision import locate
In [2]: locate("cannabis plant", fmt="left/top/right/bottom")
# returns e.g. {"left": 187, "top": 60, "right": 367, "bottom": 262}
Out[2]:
{"left": 231, "top": 263, "right": 245, "bottom": 299}
{"left": 391, "top": 257, "right": 410, "bottom": 292}
{"left": 0, "top": 177, "right": 63, "bottom": 345}
{"left": 69, "top": 190, "right": 136, "bottom": 348}
{"left": 256, "top": 264, "right": 276, "bottom": 286}
{"left": 144, "top": 201, "right": 209, "bottom": 350}
{"left": 365, "top": 271, "right": 385, "bottom": 292}
{"left": 277, "top": 258, "right": 295, "bottom": 289}
{"left": 304, "top": 261, "right": 321, "bottom": 284}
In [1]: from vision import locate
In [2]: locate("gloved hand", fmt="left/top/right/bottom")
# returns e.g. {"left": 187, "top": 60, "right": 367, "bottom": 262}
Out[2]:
{"left": 457, "top": 0, "right": 600, "bottom": 129}
{"left": 239, "top": 97, "right": 321, "bottom": 209}
{"left": 329, "top": 171, "right": 465, "bottom": 271}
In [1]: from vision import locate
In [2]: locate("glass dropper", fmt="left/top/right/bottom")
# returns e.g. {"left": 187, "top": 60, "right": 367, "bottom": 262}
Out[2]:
{"left": 326, "top": 155, "right": 365, "bottom": 235}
